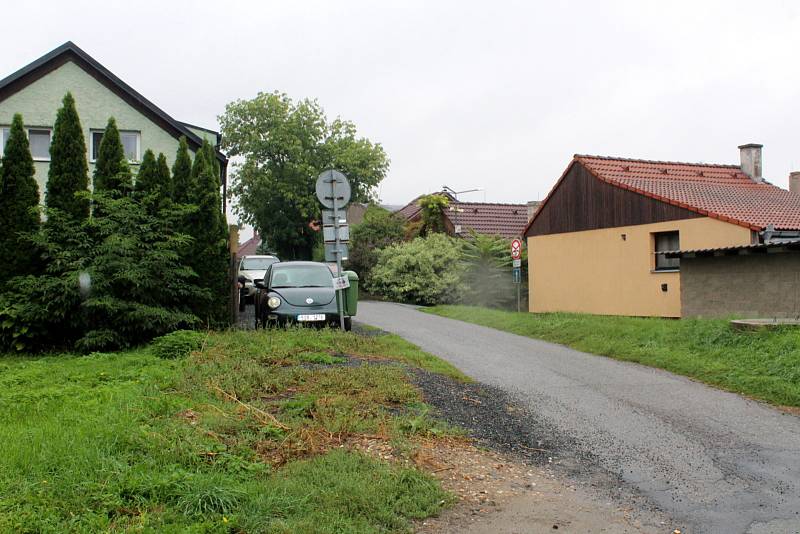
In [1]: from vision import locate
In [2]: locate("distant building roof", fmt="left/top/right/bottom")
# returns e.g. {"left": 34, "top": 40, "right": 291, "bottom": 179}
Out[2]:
{"left": 447, "top": 201, "right": 529, "bottom": 239}
{"left": 396, "top": 192, "right": 529, "bottom": 239}
{"left": 237, "top": 233, "right": 262, "bottom": 259}
{"left": 568, "top": 155, "right": 800, "bottom": 231}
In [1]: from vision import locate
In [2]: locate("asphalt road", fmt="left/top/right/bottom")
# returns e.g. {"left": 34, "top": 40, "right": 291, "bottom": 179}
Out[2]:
{"left": 356, "top": 301, "right": 800, "bottom": 534}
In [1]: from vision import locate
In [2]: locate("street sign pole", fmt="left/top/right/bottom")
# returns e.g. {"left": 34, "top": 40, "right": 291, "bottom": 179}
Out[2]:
{"left": 331, "top": 180, "right": 346, "bottom": 330}
{"left": 511, "top": 238, "right": 522, "bottom": 313}
{"left": 317, "top": 169, "right": 351, "bottom": 330}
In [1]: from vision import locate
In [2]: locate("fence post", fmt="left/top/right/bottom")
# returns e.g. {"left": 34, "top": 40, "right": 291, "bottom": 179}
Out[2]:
{"left": 228, "top": 225, "right": 240, "bottom": 326}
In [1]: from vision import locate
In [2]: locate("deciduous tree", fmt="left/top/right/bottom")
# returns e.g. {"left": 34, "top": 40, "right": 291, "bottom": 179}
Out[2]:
{"left": 220, "top": 91, "right": 389, "bottom": 259}
{"left": 347, "top": 205, "right": 404, "bottom": 284}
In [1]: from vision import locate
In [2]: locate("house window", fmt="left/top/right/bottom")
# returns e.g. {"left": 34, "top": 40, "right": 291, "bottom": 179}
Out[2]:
{"left": 120, "top": 131, "right": 140, "bottom": 162}
{"left": 0, "top": 127, "right": 9, "bottom": 152}
{"left": 91, "top": 129, "right": 140, "bottom": 162}
{"left": 654, "top": 231, "right": 680, "bottom": 271}
{"left": 28, "top": 128, "right": 52, "bottom": 160}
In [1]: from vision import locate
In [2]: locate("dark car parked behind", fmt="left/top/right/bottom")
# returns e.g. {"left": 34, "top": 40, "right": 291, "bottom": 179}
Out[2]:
{"left": 254, "top": 261, "right": 353, "bottom": 330}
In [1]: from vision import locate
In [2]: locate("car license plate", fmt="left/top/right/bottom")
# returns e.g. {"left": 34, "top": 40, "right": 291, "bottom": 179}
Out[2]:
{"left": 297, "top": 314, "right": 326, "bottom": 322}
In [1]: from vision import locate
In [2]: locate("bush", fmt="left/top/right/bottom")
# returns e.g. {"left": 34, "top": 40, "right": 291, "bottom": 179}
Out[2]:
{"left": 367, "top": 234, "right": 463, "bottom": 305}
{"left": 347, "top": 205, "right": 404, "bottom": 284}
{"left": 151, "top": 330, "right": 206, "bottom": 359}
{"left": 0, "top": 192, "right": 203, "bottom": 353}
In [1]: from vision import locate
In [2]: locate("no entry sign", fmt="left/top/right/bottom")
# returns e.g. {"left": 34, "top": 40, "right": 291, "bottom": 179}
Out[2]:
{"left": 511, "top": 238, "right": 522, "bottom": 260}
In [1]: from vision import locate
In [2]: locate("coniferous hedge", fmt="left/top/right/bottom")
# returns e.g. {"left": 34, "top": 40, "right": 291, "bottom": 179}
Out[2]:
{"left": 0, "top": 114, "right": 40, "bottom": 286}
{"left": 0, "top": 97, "right": 230, "bottom": 352}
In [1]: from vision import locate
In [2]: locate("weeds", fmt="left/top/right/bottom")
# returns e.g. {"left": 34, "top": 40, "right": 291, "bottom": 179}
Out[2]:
{"left": 0, "top": 327, "right": 456, "bottom": 532}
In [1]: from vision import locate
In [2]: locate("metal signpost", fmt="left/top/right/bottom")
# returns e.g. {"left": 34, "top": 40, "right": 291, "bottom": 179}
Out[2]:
{"left": 511, "top": 238, "right": 522, "bottom": 313}
{"left": 316, "top": 169, "right": 351, "bottom": 330}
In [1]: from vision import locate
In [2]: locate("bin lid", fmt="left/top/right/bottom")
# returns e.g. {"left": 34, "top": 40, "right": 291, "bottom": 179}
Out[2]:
{"left": 344, "top": 270, "right": 359, "bottom": 281}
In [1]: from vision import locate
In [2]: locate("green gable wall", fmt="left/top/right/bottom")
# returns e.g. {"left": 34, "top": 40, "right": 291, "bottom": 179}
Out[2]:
{"left": 0, "top": 60, "right": 204, "bottom": 199}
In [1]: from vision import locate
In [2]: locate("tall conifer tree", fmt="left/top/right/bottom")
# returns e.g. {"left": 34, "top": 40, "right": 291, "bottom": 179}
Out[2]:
{"left": 0, "top": 114, "right": 40, "bottom": 284}
{"left": 187, "top": 139, "right": 229, "bottom": 324}
{"left": 134, "top": 149, "right": 158, "bottom": 196}
{"left": 46, "top": 92, "right": 89, "bottom": 221}
{"left": 93, "top": 117, "right": 131, "bottom": 197}
{"left": 156, "top": 152, "right": 172, "bottom": 201}
{"left": 171, "top": 136, "right": 192, "bottom": 204}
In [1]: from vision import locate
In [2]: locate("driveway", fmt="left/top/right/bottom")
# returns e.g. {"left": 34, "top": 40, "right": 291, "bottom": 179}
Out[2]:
{"left": 356, "top": 301, "right": 800, "bottom": 534}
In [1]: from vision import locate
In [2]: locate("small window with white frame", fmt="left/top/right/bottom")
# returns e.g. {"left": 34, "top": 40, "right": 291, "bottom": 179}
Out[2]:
{"left": 0, "top": 127, "right": 10, "bottom": 153}
{"left": 28, "top": 128, "right": 52, "bottom": 160}
{"left": 90, "top": 129, "right": 141, "bottom": 163}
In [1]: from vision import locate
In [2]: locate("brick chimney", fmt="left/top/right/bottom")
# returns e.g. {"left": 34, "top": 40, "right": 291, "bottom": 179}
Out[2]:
{"left": 738, "top": 143, "right": 763, "bottom": 182}
{"left": 790, "top": 171, "right": 800, "bottom": 194}
{"left": 526, "top": 200, "right": 541, "bottom": 221}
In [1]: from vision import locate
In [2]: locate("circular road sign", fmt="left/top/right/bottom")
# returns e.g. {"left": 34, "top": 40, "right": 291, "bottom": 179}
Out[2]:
{"left": 511, "top": 238, "right": 522, "bottom": 259}
{"left": 316, "top": 169, "right": 351, "bottom": 209}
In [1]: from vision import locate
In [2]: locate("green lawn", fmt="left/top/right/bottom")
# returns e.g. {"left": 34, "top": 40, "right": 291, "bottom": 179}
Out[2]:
{"left": 425, "top": 305, "right": 800, "bottom": 407}
{"left": 0, "top": 329, "right": 459, "bottom": 533}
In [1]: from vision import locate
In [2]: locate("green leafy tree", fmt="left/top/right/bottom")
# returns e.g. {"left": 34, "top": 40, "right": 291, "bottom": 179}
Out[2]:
{"left": 172, "top": 136, "right": 193, "bottom": 204}
{"left": 0, "top": 191, "right": 201, "bottom": 352}
{"left": 93, "top": 117, "right": 131, "bottom": 197}
{"left": 186, "top": 139, "right": 230, "bottom": 325}
{"left": 46, "top": 92, "right": 89, "bottom": 221}
{"left": 460, "top": 231, "right": 516, "bottom": 308}
{"left": 368, "top": 234, "right": 464, "bottom": 305}
{"left": 0, "top": 114, "right": 40, "bottom": 285}
{"left": 418, "top": 194, "right": 450, "bottom": 236}
{"left": 347, "top": 205, "right": 404, "bottom": 284}
{"left": 220, "top": 91, "right": 389, "bottom": 260}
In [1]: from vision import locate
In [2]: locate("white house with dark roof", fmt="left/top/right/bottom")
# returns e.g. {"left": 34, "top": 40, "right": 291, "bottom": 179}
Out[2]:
{"left": 0, "top": 41, "right": 228, "bottom": 209}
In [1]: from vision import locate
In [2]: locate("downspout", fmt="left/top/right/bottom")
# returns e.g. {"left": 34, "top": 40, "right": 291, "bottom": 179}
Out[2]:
{"left": 222, "top": 158, "right": 228, "bottom": 214}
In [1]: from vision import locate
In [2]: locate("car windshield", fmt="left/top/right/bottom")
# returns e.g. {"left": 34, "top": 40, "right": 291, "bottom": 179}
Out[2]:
{"left": 240, "top": 257, "right": 277, "bottom": 270}
{"left": 270, "top": 265, "right": 332, "bottom": 288}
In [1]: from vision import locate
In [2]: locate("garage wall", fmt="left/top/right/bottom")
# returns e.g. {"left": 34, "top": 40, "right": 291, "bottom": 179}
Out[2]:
{"left": 681, "top": 253, "right": 800, "bottom": 318}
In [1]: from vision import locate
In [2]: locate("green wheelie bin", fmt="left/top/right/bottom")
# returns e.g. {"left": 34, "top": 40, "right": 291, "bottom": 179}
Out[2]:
{"left": 342, "top": 271, "right": 359, "bottom": 317}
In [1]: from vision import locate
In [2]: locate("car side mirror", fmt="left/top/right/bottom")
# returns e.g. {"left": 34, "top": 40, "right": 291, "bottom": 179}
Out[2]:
{"left": 254, "top": 280, "right": 266, "bottom": 289}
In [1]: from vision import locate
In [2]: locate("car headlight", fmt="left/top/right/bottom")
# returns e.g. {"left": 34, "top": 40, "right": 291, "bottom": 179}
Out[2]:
{"left": 267, "top": 296, "right": 281, "bottom": 309}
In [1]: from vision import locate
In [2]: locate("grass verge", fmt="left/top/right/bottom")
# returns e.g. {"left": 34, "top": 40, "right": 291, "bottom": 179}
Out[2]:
{"left": 0, "top": 328, "right": 459, "bottom": 533}
{"left": 425, "top": 305, "right": 800, "bottom": 407}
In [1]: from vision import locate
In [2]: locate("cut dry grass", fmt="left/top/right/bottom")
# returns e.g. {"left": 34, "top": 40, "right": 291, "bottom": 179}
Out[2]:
{"left": 426, "top": 305, "right": 800, "bottom": 407}
{"left": 0, "top": 327, "right": 460, "bottom": 532}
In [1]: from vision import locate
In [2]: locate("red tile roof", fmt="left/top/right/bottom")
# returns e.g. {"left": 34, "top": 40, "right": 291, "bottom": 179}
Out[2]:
{"left": 396, "top": 193, "right": 530, "bottom": 239}
{"left": 569, "top": 155, "right": 800, "bottom": 231}
{"left": 447, "top": 202, "right": 529, "bottom": 239}
{"left": 236, "top": 233, "right": 261, "bottom": 259}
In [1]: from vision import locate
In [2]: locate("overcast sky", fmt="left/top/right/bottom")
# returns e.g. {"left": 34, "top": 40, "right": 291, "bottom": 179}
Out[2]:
{"left": 4, "top": 0, "right": 800, "bottom": 212}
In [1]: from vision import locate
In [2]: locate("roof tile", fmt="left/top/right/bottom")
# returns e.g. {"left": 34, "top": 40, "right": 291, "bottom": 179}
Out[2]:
{"left": 575, "top": 155, "right": 800, "bottom": 230}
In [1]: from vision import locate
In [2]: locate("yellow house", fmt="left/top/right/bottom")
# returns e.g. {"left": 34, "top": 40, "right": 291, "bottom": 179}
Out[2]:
{"left": 524, "top": 145, "right": 800, "bottom": 317}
